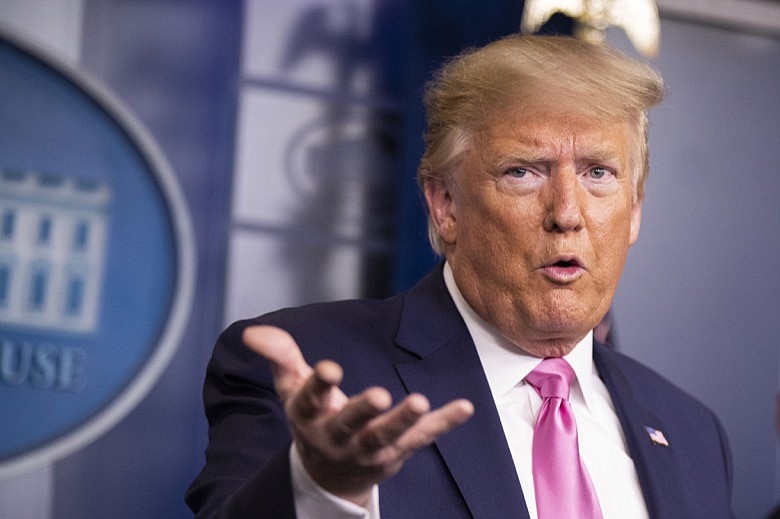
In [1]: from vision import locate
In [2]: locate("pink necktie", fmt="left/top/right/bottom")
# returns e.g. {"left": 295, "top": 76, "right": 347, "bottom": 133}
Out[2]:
{"left": 525, "top": 358, "right": 603, "bottom": 519}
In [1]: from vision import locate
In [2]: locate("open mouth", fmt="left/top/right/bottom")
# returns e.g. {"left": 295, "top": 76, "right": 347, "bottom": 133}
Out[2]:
{"left": 550, "top": 258, "right": 581, "bottom": 269}
{"left": 541, "top": 256, "right": 585, "bottom": 282}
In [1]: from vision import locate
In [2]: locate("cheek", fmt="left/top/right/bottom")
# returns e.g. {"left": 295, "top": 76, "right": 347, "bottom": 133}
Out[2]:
{"left": 591, "top": 216, "right": 633, "bottom": 280}
{"left": 592, "top": 197, "right": 634, "bottom": 237}
{"left": 456, "top": 197, "right": 527, "bottom": 264}
{"left": 475, "top": 200, "right": 534, "bottom": 245}
{"left": 603, "top": 216, "right": 632, "bottom": 244}
{"left": 473, "top": 213, "right": 541, "bottom": 285}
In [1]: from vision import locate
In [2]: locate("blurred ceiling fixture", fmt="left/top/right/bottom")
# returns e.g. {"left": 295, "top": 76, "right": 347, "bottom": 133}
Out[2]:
{"left": 521, "top": 0, "right": 661, "bottom": 57}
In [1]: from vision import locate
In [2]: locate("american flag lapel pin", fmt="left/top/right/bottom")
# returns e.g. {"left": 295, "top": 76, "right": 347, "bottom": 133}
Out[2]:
{"left": 645, "top": 426, "right": 669, "bottom": 447}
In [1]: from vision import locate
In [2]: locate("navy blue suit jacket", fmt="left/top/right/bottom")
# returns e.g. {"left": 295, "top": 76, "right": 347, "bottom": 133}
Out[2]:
{"left": 186, "top": 266, "right": 734, "bottom": 518}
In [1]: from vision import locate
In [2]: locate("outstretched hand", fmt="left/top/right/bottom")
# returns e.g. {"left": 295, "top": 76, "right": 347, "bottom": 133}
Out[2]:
{"left": 242, "top": 325, "right": 474, "bottom": 506}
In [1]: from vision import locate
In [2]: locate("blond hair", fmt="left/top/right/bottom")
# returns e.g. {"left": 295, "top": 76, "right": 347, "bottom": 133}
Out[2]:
{"left": 418, "top": 35, "right": 664, "bottom": 254}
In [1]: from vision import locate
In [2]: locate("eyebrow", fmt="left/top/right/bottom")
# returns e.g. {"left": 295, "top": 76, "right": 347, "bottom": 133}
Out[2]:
{"left": 488, "top": 138, "right": 624, "bottom": 169}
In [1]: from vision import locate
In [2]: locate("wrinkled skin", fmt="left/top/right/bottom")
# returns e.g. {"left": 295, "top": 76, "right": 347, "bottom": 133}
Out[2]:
{"left": 426, "top": 110, "right": 642, "bottom": 358}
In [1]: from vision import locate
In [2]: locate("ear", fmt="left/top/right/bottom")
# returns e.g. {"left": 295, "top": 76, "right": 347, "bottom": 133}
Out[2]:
{"left": 629, "top": 201, "right": 642, "bottom": 246}
{"left": 424, "top": 179, "right": 458, "bottom": 246}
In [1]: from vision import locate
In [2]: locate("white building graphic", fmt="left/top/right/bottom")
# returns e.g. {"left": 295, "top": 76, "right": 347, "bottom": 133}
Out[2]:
{"left": 0, "top": 169, "right": 110, "bottom": 333}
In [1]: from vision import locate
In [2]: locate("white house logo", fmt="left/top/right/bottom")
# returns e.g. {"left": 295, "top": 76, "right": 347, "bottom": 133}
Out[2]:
{"left": 0, "top": 34, "right": 194, "bottom": 476}
{"left": 0, "top": 171, "right": 110, "bottom": 335}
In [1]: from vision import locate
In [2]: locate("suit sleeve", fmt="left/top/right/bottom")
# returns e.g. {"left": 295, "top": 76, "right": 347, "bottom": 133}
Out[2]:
{"left": 185, "top": 319, "right": 297, "bottom": 519}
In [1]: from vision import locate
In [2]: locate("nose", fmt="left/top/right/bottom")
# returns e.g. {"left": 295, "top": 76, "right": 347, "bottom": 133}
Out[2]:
{"left": 542, "top": 170, "right": 584, "bottom": 233}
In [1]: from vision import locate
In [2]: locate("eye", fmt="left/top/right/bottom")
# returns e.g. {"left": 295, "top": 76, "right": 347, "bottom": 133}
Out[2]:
{"left": 588, "top": 166, "right": 609, "bottom": 179}
{"left": 506, "top": 167, "right": 528, "bottom": 178}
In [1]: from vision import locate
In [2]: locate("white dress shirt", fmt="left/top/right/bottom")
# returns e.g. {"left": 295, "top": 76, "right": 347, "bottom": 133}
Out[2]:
{"left": 291, "top": 264, "right": 648, "bottom": 518}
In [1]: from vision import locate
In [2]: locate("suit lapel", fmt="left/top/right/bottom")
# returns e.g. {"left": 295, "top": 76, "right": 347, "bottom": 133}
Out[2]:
{"left": 594, "top": 344, "right": 691, "bottom": 518}
{"left": 394, "top": 267, "right": 530, "bottom": 519}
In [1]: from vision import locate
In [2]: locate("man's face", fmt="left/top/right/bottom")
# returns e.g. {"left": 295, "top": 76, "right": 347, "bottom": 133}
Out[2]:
{"left": 425, "top": 109, "right": 642, "bottom": 357}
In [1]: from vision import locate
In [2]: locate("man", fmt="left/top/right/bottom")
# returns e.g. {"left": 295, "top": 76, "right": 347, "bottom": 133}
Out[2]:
{"left": 187, "top": 35, "right": 734, "bottom": 518}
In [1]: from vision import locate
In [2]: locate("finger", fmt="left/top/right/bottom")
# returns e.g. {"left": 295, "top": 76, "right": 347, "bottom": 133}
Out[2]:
{"left": 395, "top": 399, "right": 474, "bottom": 455}
{"left": 243, "top": 326, "right": 312, "bottom": 399}
{"left": 290, "top": 359, "right": 347, "bottom": 420}
{"left": 358, "top": 393, "right": 431, "bottom": 451}
{"left": 326, "top": 387, "right": 392, "bottom": 444}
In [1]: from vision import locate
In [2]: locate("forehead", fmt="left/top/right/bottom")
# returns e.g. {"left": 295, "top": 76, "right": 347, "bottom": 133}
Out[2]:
{"left": 473, "top": 108, "right": 632, "bottom": 162}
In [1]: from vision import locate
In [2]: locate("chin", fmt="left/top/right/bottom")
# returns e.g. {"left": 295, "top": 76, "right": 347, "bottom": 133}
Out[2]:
{"left": 534, "top": 293, "right": 604, "bottom": 329}
{"left": 526, "top": 311, "right": 595, "bottom": 345}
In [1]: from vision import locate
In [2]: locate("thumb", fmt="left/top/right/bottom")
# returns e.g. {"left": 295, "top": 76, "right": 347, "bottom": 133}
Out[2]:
{"left": 243, "top": 325, "right": 313, "bottom": 400}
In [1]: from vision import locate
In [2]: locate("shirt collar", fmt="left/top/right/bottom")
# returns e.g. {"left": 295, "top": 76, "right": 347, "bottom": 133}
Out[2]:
{"left": 443, "top": 262, "right": 598, "bottom": 409}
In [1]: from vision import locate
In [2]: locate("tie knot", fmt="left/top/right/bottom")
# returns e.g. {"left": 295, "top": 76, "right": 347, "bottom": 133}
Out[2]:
{"left": 525, "top": 357, "right": 574, "bottom": 400}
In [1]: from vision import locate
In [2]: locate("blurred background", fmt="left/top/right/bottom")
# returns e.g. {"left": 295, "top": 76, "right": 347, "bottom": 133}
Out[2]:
{"left": 0, "top": 0, "right": 778, "bottom": 517}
